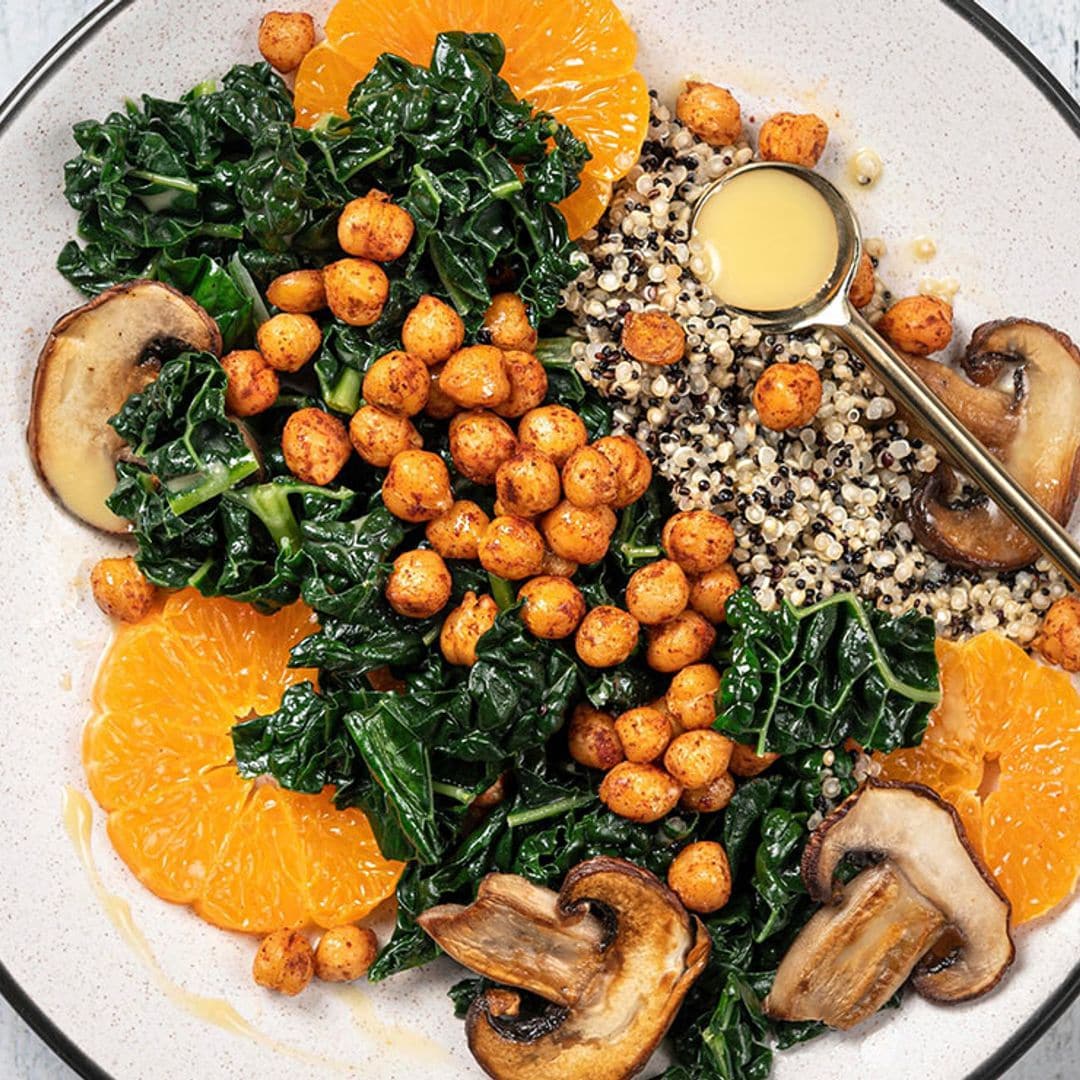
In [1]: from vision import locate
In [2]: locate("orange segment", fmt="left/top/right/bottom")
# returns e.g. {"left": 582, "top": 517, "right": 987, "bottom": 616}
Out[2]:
{"left": 879, "top": 633, "right": 1080, "bottom": 923}
{"left": 292, "top": 42, "right": 364, "bottom": 133}
{"left": 557, "top": 171, "right": 613, "bottom": 240}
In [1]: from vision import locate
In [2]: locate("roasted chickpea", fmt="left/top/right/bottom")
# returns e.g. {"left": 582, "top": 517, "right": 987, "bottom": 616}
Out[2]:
{"left": 594, "top": 434, "right": 653, "bottom": 508}
{"left": 257, "top": 11, "right": 315, "bottom": 73}
{"left": 625, "top": 559, "right": 690, "bottom": 626}
{"left": 752, "top": 361, "right": 822, "bottom": 431}
{"left": 541, "top": 500, "right": 617, "bottom": 565}
{"left": 449, "top": 410, "right": 518, "bottom": 485}
{"left": 575, "top": 605, "right": 640, "bottom": 668}
{"left": 482, "top": 293, "right": 537, "bottom": 352}
{"left": 493, "top": 350, "right": 548, "bottom": 419}
{"left": 567, "top": 704, "right": 625, "bottom": 771}
{"left": 518, "top": 575, "right": 586, "bottom": 640}
{"left": 221, "top": 349, "right": 279, "bottom": 417}
{"left": 621, "top": 310, "right": 686, "bottom": 367}
{"left": 599, "top": 762, "right": 681, "bottom": 823}
{"left": 646, "top": 610, "right": 717, "bottom": 673}
{"left": 517, "top": 405, "right": 587, "bottom": 468}
{"left": 314, "top": 926, "right": 378, "bottom": 983}
{"left": 664, "top": 730, "right": 732, "bottom": 789}
{"left": 1034, "top": 595, "right": 1080, "bottom": 672}
{"left": 362, "top": 350, "right": 430, "bottom": 417}
{"left": 348, "top": 404, "right": 421, "bottom": 468}
{"left": 266, "top": 269, "right": 326, "bottom": 314}
{"left": 477, "top": 516, "right": 545, "bottom": 580}
{"left": 495, "top": 448, "right": 561, "bottom": 517}
{"left": 667, "top": 841, "right": 732, "bottom": 913}
{"left": 282, "top": 408, "right": 351, "bottom": 485}
{"left": 401, "top": 295, "right": 465, "bottom": 367}
{"left": 848, "top": 252, "right": 875, "bottom": 309}
{"left": 878, "top": 295, "right": 954, "bottom": 356}
{"left": 614, "top": 706, "right": 672, "bottom": 764}
{"left": 425, "top": 364, "right": 459, "bottom": 420}
{"left": 758, "top": 111, "right": 829, "bottom": 167}
{"left": 440, "top": 345, "right": 511, "bottom": 409}
{"left": 256, "top": 312, "right": 322, "bottom": 373}
{"left": 425, "top": 500, "right": 490, "bottom": 560}
{"left": 649, "top": 695, "right": 685, "bottom": 740}
{"left": 385, "top": 549, "right": 452, "bottom": 619}
{"left": 323, "top": 258, "right": 389, "bottom": 327}
{"left": 728, "top": 742, "right": 780, "bottom": 778}
{"left": 680, "top": 772, "right": 735, "bottom": 814}
{"left": 689, "top": 564, "right": 741, "bottom": 624}
{"left": 662, "top": 511, "right": 735, "bottom": 575}
{"left": 666, "top": 663, "right": 722, "bottom": 731}
{"left": 253, "top": 929, "right": 314, "bottom": 995}
{"left": 561, "top": 445, "right": 618, "bottom": 510}
{"left": 90, "top": 556, "right": 156, "bottom": 622}
{"left": 676, "top": 81, "right": 741, "bottom": 146}
{"left": 540, "top": 548, "right": 579, "bottom": 578}
{"left": 440, "top": 591, "right": 498, "bottom": 666}
{"left": 381, "top": 449, "right": 453, "bottom": 522}
{"left": 338, "top": 189, "right": 414, "bottom": 263}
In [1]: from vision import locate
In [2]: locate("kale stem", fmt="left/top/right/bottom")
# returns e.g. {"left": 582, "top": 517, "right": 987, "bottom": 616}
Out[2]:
{"left": 83, "top": 153, "right": 199, "bottom": 194}
{"left": 224, "top": 485, "right": 302, "bottom": 551}
{"left": 431, "top": 781, "right": 475, "bottom": 805}
{"left": 488, "top": 574, "right": 515, "bottom": 612}
{"left": 507, "top": 794, "right": 595, "bottom": 828}
{"left": 621, "top": 544, "right": 661, "bottom": 561}
{"left": 326, "top": 368, "right": 362, "bottom": 414}
{"left": 165, "top": 457, "right": 260, "bottom": 516}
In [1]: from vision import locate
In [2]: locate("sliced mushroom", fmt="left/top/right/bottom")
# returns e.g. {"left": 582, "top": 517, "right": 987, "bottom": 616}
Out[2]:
{"left": 418, "top": 856, "right": 711, "bottom": 1080}
{"left": 765, "top": 780, "right": 1014, "bottom": 1030}
{"left": 28, "top": 281, "right": 222, "bottom": 533}
{"left": 906, "top": 319, "right": 1080, "bottom": 569}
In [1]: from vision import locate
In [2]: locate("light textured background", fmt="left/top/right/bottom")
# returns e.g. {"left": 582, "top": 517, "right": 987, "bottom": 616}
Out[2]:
{"left": 0, "top": 1, "right": 1077, "bottom": 1077}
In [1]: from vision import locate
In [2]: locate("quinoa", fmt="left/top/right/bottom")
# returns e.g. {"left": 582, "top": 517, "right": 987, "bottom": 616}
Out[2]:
{"left": 563, "top": 93, "right": 1066, "bottom": 643}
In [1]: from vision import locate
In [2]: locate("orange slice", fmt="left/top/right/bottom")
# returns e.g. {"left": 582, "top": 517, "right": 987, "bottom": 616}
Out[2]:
{"left": 879, "top": 633, "right": 1080, "bottom": 924}
{"left": 84, "top": 590, "right": 403, "bottom": 933}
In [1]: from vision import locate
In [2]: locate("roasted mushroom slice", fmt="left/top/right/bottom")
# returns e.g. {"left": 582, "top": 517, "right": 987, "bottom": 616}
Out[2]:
{"left": 906, "top": 318, "right": 1080, "bottom": 569}
{"left": 28, "top": 280, "right": 222, "bottom": 533}
{"left": 419, "top": 856, "right": 711, "bottom": 1080}
{"left": 765, "top": 780, "right": 1014, "bottom": 1030}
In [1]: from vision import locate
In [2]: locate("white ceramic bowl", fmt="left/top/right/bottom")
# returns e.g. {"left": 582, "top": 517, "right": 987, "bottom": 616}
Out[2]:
{"left": 0, "top": 2, "right": 1077, "bottom": 1077}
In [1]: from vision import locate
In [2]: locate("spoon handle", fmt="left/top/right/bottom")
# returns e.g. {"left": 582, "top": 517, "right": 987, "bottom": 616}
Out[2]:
{"left": 835, "top": 309, "right": 1080, "bottom": 590}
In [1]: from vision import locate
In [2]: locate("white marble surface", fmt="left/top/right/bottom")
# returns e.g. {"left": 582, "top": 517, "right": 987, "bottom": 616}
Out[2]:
{"left": 0, "top": 1, "right": 1077, "bottom": 1077}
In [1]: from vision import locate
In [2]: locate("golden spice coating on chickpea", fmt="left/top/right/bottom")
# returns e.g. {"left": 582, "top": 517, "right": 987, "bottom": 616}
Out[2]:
{"left": 440, "top": 591, "right": 499, "bottom": 666}
{"left": 541, "top": 500, "right": 617, "bottom": 565}
{"left": 314, "top": 926, "right": 378, "bottom": 983}
{"left": 662, "top": 511, "right": 735, "bottom": 575}
{"left": 848, "top": 252, "right": 876, "bottom": 309}
{"left": 493, "top": 350, "right": 549, "bottom": 419}
{"left": 90, "top": 556, "right": 156, "bottom": 622}
{"left": 621, "top": 310, "right": 686, "bottom": 367}
{"left": 266, "top": 269, "right": 326, "bottom": 314}
{"left": 282, "top": 408, "right": 351, "bottom": 486}
{"left": 338, "top": 190, "right": 414, "bottom": 263}
{"left": 477, "top": 516, "right": 545, "bottom": 580}
{"left": 561, "top": 445, "right": 618, "bottom": 510}
{"left": 614, "top": 706, "right": 672, "bottom": 764}
{"left": 728, "top": 742, "right": 780, "bottom": 777}
{"left": 625, "top": 559, "right": 690, "bottom": 626}
{"left": 256, "top": 312, "right": 322, "bottom": 373}
{"left": 440, "top": 345, "right": 511, "bottom": 409}
{"left": 689, "top": 563, "right": 741, "bottom": 624}
{"left": 599, "top": 762, "right": 681, "bottom": 823}
{"left": 663, "top": 730, "right": 732, "bottom": 789}
{"left": 348, "top": 404, "right": 421, "bottom": 468}
{"left": 257, "top": 11, "right": 316, "bottom": 73}
{"left": 667, "top": 841, "right": 732, "bottom": 913}
{"left": 1034, "top": 595, "right": 1080, "bottom": 672}
{"left": 425, "top": 500, "right": 490, "bottom": 560}
{"left": 676, "top": 81, "right": 742, "bottom": 147}
{"left": 517, "top": 405, "right": 588, "bottom": 468}
{"left": 646, "top": 610, "right": 717, "bottom": 673}
{"left": 758, "top": 111, "right": 830, "bottom": 168}
{"left": 567, "top": 704, "right": 625, "bottom": 770}
{"left": 221, "top": 349, "right": 279, "bottom": 417}
{"left": 495, "top": 448, "right": 562, "bottom": 518}
{"left": 540, "top": 548, "right": 579, "bottom": 578}
{"left": 362, "top": 350, "right": 430, "bottom": 417}
{"left": 449, "top": 410, "right": 518, "bottom": 485}
{"left": 425, "top": 365, "right": 459, "bottom": 420}
{"left": 401, "top": 295, "right": 465, "bottom": 367}
{"left": 594, "top": 434, "right": 653, "bottom": 508}
{"left": 752, "top": 361, "right": 822, "bottom": 431}
{"left": 648, "top": 695, "right": 685, "bottom": 740}
{"left": 385, "top": 549, "right": 452, "bottom": 619}
{"left": 518, "top": 575, "right": 586, "bottom": 640}
{"left": 483, "top": 293, "right": 538, "bottom": 353}
{"left": 575, "top": 605, "right": 640, "bottom": 668}
{"left": 381, "top": 449, "right": 453, "bottom": 522}
{"left": 253, "top": 929, "right": 314, "bottom": 996}
{"left": 680, "top": 772, "right": 735, "bottom": 814}
{"left": 324, "top": 258, "right": 389, "bottom": 327}
{"left": 666, "top": 663, "right": 722, "bottom": 731}
{"left": 878, "top": 295, "right": 954, "bottom": 356}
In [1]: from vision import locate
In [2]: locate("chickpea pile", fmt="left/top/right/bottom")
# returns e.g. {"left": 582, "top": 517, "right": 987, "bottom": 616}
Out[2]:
{"left": 253, "top": 924, "right": 379, "bottom": 995}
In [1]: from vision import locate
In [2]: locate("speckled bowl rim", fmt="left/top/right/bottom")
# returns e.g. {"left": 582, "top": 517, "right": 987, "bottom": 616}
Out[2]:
{"left": 1, "top": 1, "right": 1078, "bottom": 1078}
